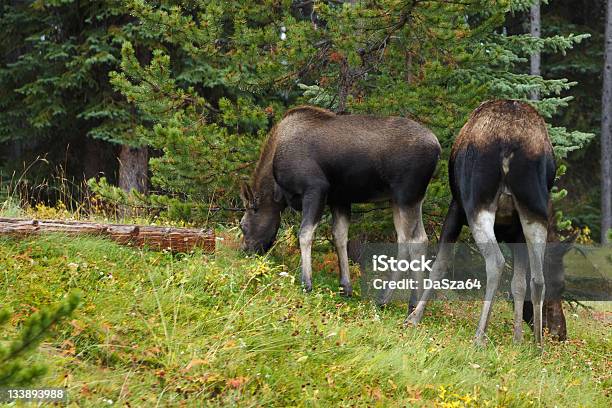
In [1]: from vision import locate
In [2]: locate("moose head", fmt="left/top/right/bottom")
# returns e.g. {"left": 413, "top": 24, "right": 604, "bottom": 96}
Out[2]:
{"left": 239, "top": 182, "right": 284, "bottom": 254}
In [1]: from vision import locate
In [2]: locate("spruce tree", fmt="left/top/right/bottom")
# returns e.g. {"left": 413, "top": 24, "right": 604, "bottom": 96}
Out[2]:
{"left": 0, "top": 1, "right": 150, "bottom": 194}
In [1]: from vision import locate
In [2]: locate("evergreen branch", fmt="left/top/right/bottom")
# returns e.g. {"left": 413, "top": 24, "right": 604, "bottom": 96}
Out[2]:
{"left": 0, "top": 292, "right": 81, "bottom": 387}
{"left": 0, "top": 292, "right": 81, "bottom": 365}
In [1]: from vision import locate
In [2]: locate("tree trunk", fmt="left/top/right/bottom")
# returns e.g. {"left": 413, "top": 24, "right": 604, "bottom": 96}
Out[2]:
{"left": 83, "top": 138, "right": 116, "bottom": 181}
{"left": 602, "top": 0, "right": 612, "bottom": 243}
{"left": 404, "top": 49, "right": 414, "bottom": 84}
{"left": 118, "top": 145, "right": 148, "bottom": 194}
{"left": 530, "top": 1, "right": 541, "bottom": 101}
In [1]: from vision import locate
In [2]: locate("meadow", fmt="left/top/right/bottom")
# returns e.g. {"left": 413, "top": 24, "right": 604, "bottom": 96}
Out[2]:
{"left": 0, "top": 227, "right": 609, "bottom": 407}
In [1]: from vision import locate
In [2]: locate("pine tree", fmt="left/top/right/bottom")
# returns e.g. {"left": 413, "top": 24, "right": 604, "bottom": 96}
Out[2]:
{"left": 0, "top": 1, "right": 596, "bottom": 223}
{"left": 528, "top": 0, "right": 608, "bottom": 238}
{"left": 104, "top": 0, "right": 307, "bottom": 216}
{"left": 105, "top": 0, "right": 592, "bottom": 219}
{"left": 0, "top": 291, "right": 80, "bottom": 387}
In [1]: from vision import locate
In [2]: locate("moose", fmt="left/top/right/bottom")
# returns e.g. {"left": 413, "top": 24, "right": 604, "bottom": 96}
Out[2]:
{"left": 240, "top": 106, "right": 441, "bottom": 297}
{"left": 406, "top": 100, "right": 557, "bottom": 346}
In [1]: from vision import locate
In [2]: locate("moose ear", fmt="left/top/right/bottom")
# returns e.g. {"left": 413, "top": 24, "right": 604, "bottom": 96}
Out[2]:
{"left": 555, "top": 229, "right": 580, "bottom": 257}
{"left": 273, "top": 182, "right": 284, "bottom": 204}
{"left": 240, "top": 182, "right": 254, "bottom": 205}
{"left": 548, "top": 230, "right": 579, "bottom": 259}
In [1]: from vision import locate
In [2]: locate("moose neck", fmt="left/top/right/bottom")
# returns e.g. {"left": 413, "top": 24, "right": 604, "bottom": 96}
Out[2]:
{"left": 252, "top": 127, "right": 285, "bottom": 212}
{"left": 254, "top": 161, "right": 282, "bottom": 209}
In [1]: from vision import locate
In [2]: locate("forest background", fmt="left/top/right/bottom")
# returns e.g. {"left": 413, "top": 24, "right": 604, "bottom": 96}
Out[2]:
{"left": 0, "top": 0, "right": 610, "bottom": 242}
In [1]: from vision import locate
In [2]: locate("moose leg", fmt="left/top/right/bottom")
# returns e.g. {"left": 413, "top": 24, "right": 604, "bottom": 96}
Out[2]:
{"left": 376, "top": 205, "right": 406, "bottom": 306}
{"left": 541, "top": 242, "right": 568, "bottom": 340}
{"left": 300, "top": 190, "right": 325, "bottom": 292}
{"left": 512, "top": 243, "right": 529, "bottom": 343}
{"left": 411, "top": 203, "right": 429, "bottom": 310}
{"left": 406, "top": 199, "right": 465, "bottom": 326}
{"left": 331, "top": 204, "right": 352, "bottom": 297}
{"left": 378, "top": 200, "right": 428, "bottom": 307}
{"left": 515, "top": 205, "right": 548, "bottom": 346}
{"left": 470, "top": 209, "right": 505, "bottom": 346}
{"left": 405, "top": 201, "right": 429, "bottom": 312}
{"left": 299, "top": 188, "right": 327, "bottom": 292}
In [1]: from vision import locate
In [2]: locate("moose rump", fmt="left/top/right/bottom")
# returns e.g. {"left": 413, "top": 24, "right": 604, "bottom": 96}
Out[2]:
{"left": 450, "top": 102, "right": 555, "bottom": 225}
{"left": 240, "top": 106, "right": 441, "bottom": 298}
{"left": 407, "top": 100, "right": 556, "bottom": 346}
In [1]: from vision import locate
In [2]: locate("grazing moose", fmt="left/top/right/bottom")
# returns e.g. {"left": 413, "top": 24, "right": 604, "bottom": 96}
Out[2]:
{"left": 407, "top": 100, "right": 555, "bottom": 347}
{"left": 240, "top": 106, "right": 441, "bottom": 297}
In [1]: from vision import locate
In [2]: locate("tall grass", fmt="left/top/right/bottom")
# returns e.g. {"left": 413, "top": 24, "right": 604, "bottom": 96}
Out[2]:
{"left": 0, "top": 157, "right": 198, "bottom": 225}
{"left": 0, "top": 232, "right": 609, "bottom": 406}
{"left": 0, "top": 156, "right": 100, "bottom": 219}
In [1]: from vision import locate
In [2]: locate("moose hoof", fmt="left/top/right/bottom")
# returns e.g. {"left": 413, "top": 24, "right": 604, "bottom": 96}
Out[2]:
{"left": 513, "top": 331, "right": 524, "bottom": 344}
{"left": 404, "top": 315, "right": 420, "bottom": 328}
{"left": 339, "top": 285, "right": 353, "bottom": 297}
{"left": 302, "top": 282, "right": 313, "bottom": 293}
{"left": 376, "top": 293, "right": 391, "bottom": 308}
{"left": 473, "top": 336, "right": 488, "bottom": 348}
{"left": 534, "top": 337, "right": 544, "bottom": 351}
{"left": 375, "top": 299, "right": 389, "bottom": 309}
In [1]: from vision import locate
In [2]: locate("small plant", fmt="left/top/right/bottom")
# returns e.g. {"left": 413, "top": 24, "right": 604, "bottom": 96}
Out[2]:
{"left": 27, "top": 202, "right": 72, "bottom": 220}
{"left": 573, "top": 225, "right": 594, "bottom": 244}
{"left": 246, "top": 256, "right": 287, "bottom": 285}
{"left": 436, "top": 385, "right": 481, "bottom": 407}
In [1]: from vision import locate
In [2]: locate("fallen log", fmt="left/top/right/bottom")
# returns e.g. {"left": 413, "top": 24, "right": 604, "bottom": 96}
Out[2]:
{"left": 0, "top": 217, "right": 215, "bottom": 253}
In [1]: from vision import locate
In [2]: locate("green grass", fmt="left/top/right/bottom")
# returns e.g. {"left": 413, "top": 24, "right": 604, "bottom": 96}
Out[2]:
{"left": 0, "top": 233, "right": 610, "bottom": 407}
